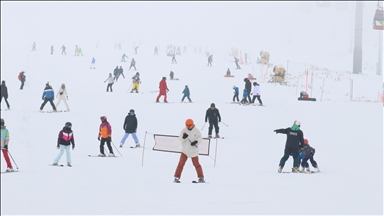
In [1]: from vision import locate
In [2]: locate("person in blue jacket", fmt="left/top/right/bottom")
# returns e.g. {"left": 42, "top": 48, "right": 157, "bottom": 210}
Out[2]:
{"left": 299, "top": 138, "right": 320, "bottom": 172}
{"left": 240, "top": 89, "right": 248, "bottom": 104}
{"left": 232, "top": 86, "right": 239, "bottom": 102}
{"left": 40, "top": 82, "right": 57, "bottom": 112}
{"left": 181, "top": 85, "right": 192, "bottom": 103}
{"left": 90, "top": 57, "right": 96, "bottom": 69}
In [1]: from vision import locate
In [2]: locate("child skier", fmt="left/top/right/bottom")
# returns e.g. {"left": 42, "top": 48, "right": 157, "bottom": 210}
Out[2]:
{"left": 55, "top": 83, "right": 70, "bottom": 111}
{"left": 52, "top": 122, "right": 75, "bottom": 167}
{"left": 240, "top": 89, "right": 249, "bottom": 104}
{"left": 251, "top": 82, "right": 263, "bottom": 106}
{"left": 232, "top": 86, "right": 239, "bottom": 103}
{"left": 131, "top": 72, "right": 141, "bottom": 93}
{"left": 98, "top": 116, "right": 114, "bottom": 157}
{"left": 181, "top": 85, "right": 192, "bottom": 103}
{"left": 299, "top": 139, "right": 320, "bottom": 172}
{"left": 1, "top": 118, "right": 14, "bottom": 172}
{"left": 119, "top": 109, "right": 140, "bottom": 148}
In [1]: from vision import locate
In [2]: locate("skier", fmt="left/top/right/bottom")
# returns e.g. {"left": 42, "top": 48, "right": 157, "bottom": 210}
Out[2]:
{"left": 104, "top": 73, "right": 114, "bottom": 92}
{"left": 205, "top": 103, "right": 221, "bottom": 138}
{"left": 240, "top": 89, "right": 249, "bottom": 104}
{"left": 131, "top": 72, "right": 141, "bottom": 93}
{"left": 90, "top": 57, "right": 96, "bottom": 69}
{"left": 170, "top": 71, "right": 174, "bottom": 80}
{"left": 51, "top": 45, "right": 54, "bottom": 55}
{"left": 121, "top": 53, "right": 128, "bottom": 62}
{"left": 118, "top": 66, "right": 125, "bottom": 79}
{"left": 171, "top": 53, "right": 177, "bottom": 64}
{"left": 154, "top": 46, "right": 158, "bottom": 55}
{"left": 134, "top": 46, "right": 139, "bottom": 54}
{"left": 74, "top": 45, "right": 79, "bottom": 56}
{"left": 207, "top": 54, "right": 213, "bottom": 67}
{"left": 113, "top": 66, "right": 119, "bottom": 81}
{"left": 232, "top": 86, "right": 239, "bottom": 103}
{"left": 61, "top": 45, "right": 66, "bottom": 55}
{"left": 98, "top": 116, "right": 114, "bottom": 157}
{"left": 244, "top": 78, "right": 252, "bottom": 103}
{"left": 274, "top": 120, "right": 305, "bottom": 173}
{"left": 181, "top": 85, "right": 192, "bottom": 103}
{"left": 55, "top": 83, "right": 70, "bottom": 111}
{"left": 40, "top": 82, "right": 57, "bottom": 112}
{"left": 299, "top": 138, "right": 320, "bottom": 172}
{"left": 156, "top": 77, "right": 169, "bottom": 103}
{"left": 1, "top": 118, "right": 14, "bottom": 172}
{"left": 78, "top": 47, "right": 83, "bottom": 56}
{"left": 251, "top": 82, "right": 263, "bottom": 106}
{"left": 173, "top": 118, "right": 205, "bottom": 183}
{"left": 1, "top": 80, "right": 11, "bottom": 110}
{"left": 119, "top": 109, "right": 140, "bottom": 148}
{"left": 129, "top": 58, "right": 137, "bottom": 70}
{"left": 234, "top": 56, "right": 241, "bottom": 69}
{"left": 226, "top": 68, "right": 231, "bottom": 76}
{"left": 32, "top": 41, "right": 36, "bottom": 51}
{"left": 52, "top": 122, "right": 75, "bottom": 167}
{"left": 18, "top": 71, "right": 26, "bottom": 90}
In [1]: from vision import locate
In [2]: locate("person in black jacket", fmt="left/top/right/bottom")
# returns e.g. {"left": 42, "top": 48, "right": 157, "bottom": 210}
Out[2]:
{"left": 299, "top": 138, "right": 320, "bottom": 172}
{"left": 244, "top": 78, "right": 252, "bottom": 103}
{"left": 52, "top": 122, "right": 75, "bottom": 167}
{"left": 119, "top": 109, "right": 140, "bottom": 148}
{"left": 205, "top": 103, "right": 221, "bottom": 138}
{"left": 1, "top": 80, "right": 10, "bottom": 110}
{"left": 274, "top": 120, "right": 304, "bottom": 173}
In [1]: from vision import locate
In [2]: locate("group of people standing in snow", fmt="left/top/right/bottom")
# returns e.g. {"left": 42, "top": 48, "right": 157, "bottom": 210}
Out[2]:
{"left": 232, "top": 78, "right": 263, "bottom": 106}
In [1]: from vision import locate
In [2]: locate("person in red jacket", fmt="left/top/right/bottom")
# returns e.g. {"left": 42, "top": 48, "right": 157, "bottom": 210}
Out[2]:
{"left": 156, "top": 77, "right": 169, "bottom": 103}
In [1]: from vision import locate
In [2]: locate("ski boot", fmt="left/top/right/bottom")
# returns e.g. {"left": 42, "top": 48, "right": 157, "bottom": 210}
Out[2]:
{"left": 314, "top": 166, "right": 320, "bottom": 172}
{"left": 6, "top": 167, "right": 14, "bottom": 172}
{"left": 52, "top": 162, "right": 58, "bottom": 166}
{"left": 164, "top": 100, "right": 168, "bottom": 103}
{"left": 156, "top": 100, "right": 159, "bottom": 103}
{"left": 174, "top": 178, "right": 181, "bottom": 183}
{"left": 108, "top": 153, "right": 115, "bottom": 157}
{"left": 208, "top": 135, "right": 212, "bottom": 139}
{"left": 198, "top": 178, "right": 205, "bottom": 183}
{"left": 215, "top": 134, "right": 220, "bottom": 138}
{"left": 278, "top": 166, "right": 283, "bottom": 173}
{"left": 292, "top": 167, "right": 299, "bottom": 173}
{"left": 135, "top": 143, "right": 141, "bottom": 148}
{"left": 119, "top": 143, "right": 123, "bottom": 148}
{"left": 67, "top": 162, "right": 72, "bottom": 167}
{"left": 98, "top": 153, "right": 106, "bottom": 157}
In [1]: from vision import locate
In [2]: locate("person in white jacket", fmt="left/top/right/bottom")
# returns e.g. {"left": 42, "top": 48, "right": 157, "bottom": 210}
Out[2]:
{"left": 104, "top": 73, "right": 114, "bottom": 92}
{"left": 55, "top": 83, "right": 70, "bottom": 111}
{"left": 251, "top": 82, "right": 263, "bottom": 106}
{"left": 173, "top": 118, "right": 205, "bottom": 183}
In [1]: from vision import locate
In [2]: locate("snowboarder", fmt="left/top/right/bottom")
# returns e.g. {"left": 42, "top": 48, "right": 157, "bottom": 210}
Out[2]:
{"left": 1, "top": 80, "right": 11, "bottom": 110}
{"left": 299, "top": 138, "right": 320, "bottom": 172}
{"left": 1, "top": 118, "right": 14, "bottom": 172}
{"left": 207, "top": 55, "right": 213, "bottom": 67}
{"left": 119, "top": 109, "right": 140, "bottom": 148}
{"left": 240, "top": 89, "right": 249, "bottom": 104}
{"left": 18, "top": 71, "right": 26, "bottom": 90}
{"left": 104, "top": 73, "right": 114, "bottom": 92}
{"left": 232, "top": 86, "right": 239, "bottom": 102}
{"left": 129, "top": 58, "right": 137, "bottom": 70}
{"left": 90, "top": 57, "right": 96, "bottom": 69}
{"left": 205, "top": 103, "right": 221, "bottom": 138}
{"left": 251, "top": 82, "right": 263, "bottom": 106}
{"left": 234, "top": 56, "right": 241, "bottom": 69}
{"left": 61, "top": 45, "right": 66, "bottom": 55}
{"left": 52, "top": 122, "right": 75, "bottom": 167}
{"left": 32, "top": 41, "right": 36, "bottom": 51}
{"left": 40, "top": 82, "right": 57, "bottom": 112}
{"left": 156, "top": 77, "right": 169, "bottom": 103}
{"left": 300, "top": 91, "right": 309, "bottom": 99}
{"left": 131, "top": 72, "right": 141, "bottom": 93}
{"left": 274, "top": 120, "right": 305, "bottom": 173}
{"left": 98, "top": 116, "right": 114, "bottom": 157}
{"left": 181, "top": 85, "right": 192, "bottom": 103}
{"left": 55, "top": 83, "right": 70, "bottom": 111}
{"left": 121, "top": 53, "right": 128, "bottom": 62}
{"left": 173, "top": 118, "right": 205, "bottom": 183}
{"left": 171, "top": 53, "right": 177, "bottom": 64}
{"left": 51, "top": 45, "right": 54, "bottom": 55}
{"left": 244, "top": 78, "right": 252, "bottom": 103}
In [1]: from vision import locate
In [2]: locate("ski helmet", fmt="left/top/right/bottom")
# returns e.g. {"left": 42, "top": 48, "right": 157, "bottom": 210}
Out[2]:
{"left": 0, "top": 118, "right": 4, "bottom": 126}
{"left": 185, "top": 119, "right": 194, "bottom": 128}
{"left": 232, "top": 85, "right": 236, "bottom": 89}
{"left": 65, "top": 122, "right": 72, "bottom": 128}
{"left": 100, "top": 116, "right": 107, "bottom": 121}
{"left": 304, "top": 139, "right": 308, "bottom": 145}
{"left": 129, "top": 109, "right": 135, "bottom": 115}
{"left": 294, "top": 120, "right": 301, "bottom": 127}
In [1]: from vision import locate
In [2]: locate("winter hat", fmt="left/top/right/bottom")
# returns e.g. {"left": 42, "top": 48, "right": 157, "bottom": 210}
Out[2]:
{"left": 0, "top": 118, "right": 4, "bottom": 126}
{"left": 1, "top": 80, "right": 5, "bottom": 84}
{"left": 232, "top": 85, "right": 236, "bottom": 89}
{"left": 65, "top": 122, "right": 72, "bottom": 129}
{"left": 244, "top": 78, "right": 248, "bottom": 82}
{"left": 185, "top": 85, "right": 188, "bottom": 88}
{"left": 163, "top": 77, "right": 166, "bottom": 80}
{"left": 100, "top": 116, "right": 107, "bottom": 121}
{"left": 129, "top": 109, "right": 135, "bottom": 115}
{"left": 304, "top": 139, "right": 308, "bottom": 145}
{"left": 210, "top": 103, "right": 215, "bottom": 108}
{"left": 46, "top": 82, "right": 50, "bottom": 86}
{"left": 185, "top": 119, "right": 194, "bottom": 129}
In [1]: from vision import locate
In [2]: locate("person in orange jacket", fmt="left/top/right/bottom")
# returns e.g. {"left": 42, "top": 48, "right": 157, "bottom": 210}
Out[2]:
{"left": 156, "top": 77, "right": 169, "bottom": 103}
{"left": 98, "top": 116, "right": 114, "bottom": 157}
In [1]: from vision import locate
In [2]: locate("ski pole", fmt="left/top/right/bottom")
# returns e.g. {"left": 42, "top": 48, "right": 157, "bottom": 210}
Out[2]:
{"left": 26, "top": 80, "right": 30, "bottom": 88}
{"left": 220, "top": 122, "right": 229, "bottom": 127}
{"left": 7, "top": 150, "right": 19, "bottom": 169}
{"left": 111, "top": 141, "right": 123, "bottom": 156}
{"left": 201, "top": 122, "right": 206, "bottom": 130}
{"left": 126, "top": 83, "right": 133, "bottom": 93}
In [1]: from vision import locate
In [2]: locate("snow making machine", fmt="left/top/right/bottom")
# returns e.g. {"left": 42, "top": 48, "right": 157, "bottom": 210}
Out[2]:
{"left": 268, "top": 65, "right": 287, "bottom": 85}
{"left": 257, "top": 50, "right": 270, "bottom": 65}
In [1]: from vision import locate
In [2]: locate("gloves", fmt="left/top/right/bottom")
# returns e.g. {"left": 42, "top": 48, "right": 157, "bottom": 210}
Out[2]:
{"left": 72, "top": 146, "right": 75, "bottom": 150}
{"left": 4, "top": 145, "right": 8, "bottom": 150}
{"left": 57, "top": 145, "right": 60, "bottom": 149}
{"left": 42, "top": 97, "right": 45, "bottom": 100}
{"left": 191, "top": 141, "right": 198, "bottom": 146}
{"left": 182, "top": 133, "right": 188, "bottom": 139}
{"left": 98, "top": 137, "right": 101, "bottom": 141}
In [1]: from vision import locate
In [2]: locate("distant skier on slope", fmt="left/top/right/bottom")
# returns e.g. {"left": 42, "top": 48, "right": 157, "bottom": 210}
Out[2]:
{"left": 1, "top": 118, "right": 14, "bottom": 172}
{"left": 156, "top": 77, "right": 169, "bottom": 103}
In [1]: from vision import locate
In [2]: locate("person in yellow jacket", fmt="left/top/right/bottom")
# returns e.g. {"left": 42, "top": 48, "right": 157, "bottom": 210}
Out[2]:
{"left": 98, "top": 116, "right": 114, "bottom": 157}
{"left": 130, "top": 72, "right": 141, "bottom": 93}
{"left": 173, "top": 119, "right": 205, "bottom": 183}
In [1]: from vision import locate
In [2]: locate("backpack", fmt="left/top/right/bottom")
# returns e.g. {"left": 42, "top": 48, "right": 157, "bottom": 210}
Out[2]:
{"left": 18, "top": 73, "right": 22, "bottom": 81}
